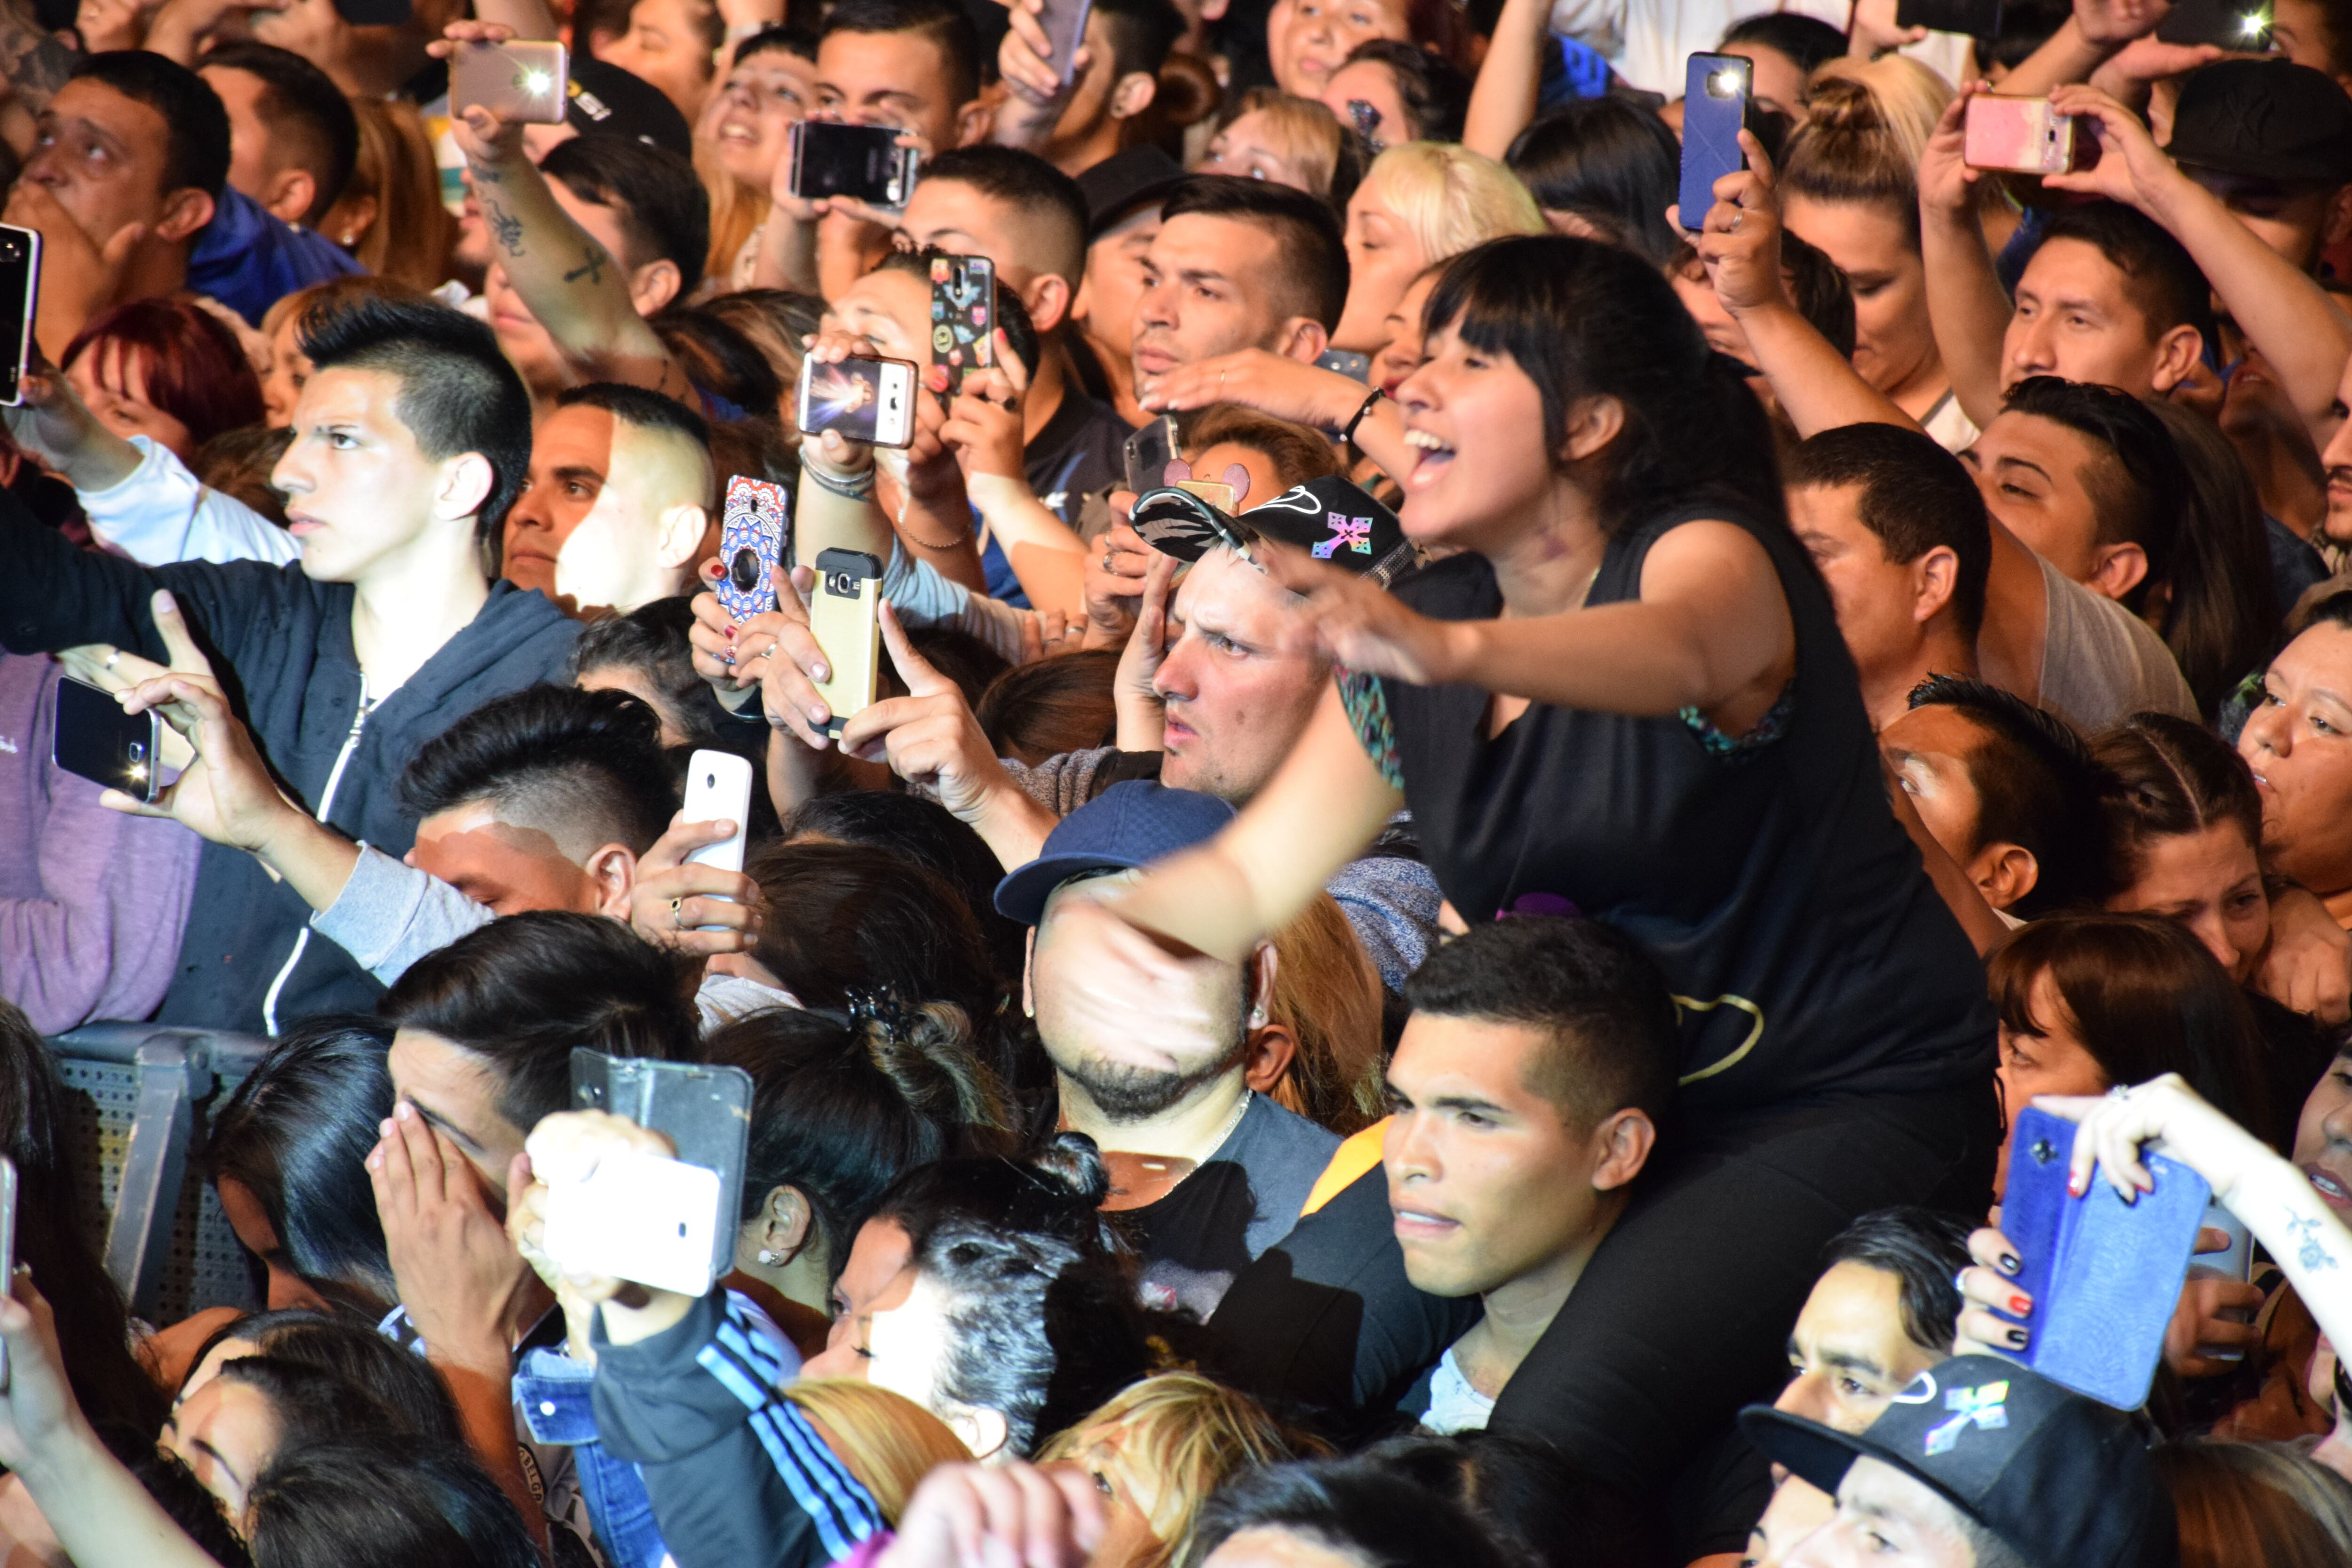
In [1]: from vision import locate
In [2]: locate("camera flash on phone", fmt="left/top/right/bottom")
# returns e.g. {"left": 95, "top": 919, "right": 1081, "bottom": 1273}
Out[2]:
{"left": 524, "top": 67, "right": 553, "bottom": 91}
{"left": 2239, "top": 10, "right": 2266, "bottom": 31}
{"left": 1710, "top": 68, "right": 1741, "bottom": 94}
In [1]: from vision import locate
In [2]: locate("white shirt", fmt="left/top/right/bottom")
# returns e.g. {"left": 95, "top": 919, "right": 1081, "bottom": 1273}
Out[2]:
{"left": 80, "top": 435, "right": 300, "bottom": 568}
{"left": 1422, "top": 1345, "right": 1498, "bottom": 1434}
{"left": 1546, "top": 0, "right": 1974, "bottom": 97}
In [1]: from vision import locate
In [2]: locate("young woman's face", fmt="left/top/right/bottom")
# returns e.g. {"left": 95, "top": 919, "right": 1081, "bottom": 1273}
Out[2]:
{"left": 2105, "top": 821, "right": 2269, "bottom": 985}
{"left": 69, "top": 341, "right": 196, "bottom": 461}
{"left": 708, "top": 49, "right": 815, "bottom": 190}
{"left": 1197, "top": 110, "right": 1322, "bottom": 194}
{"left": 1370, "top": 268, "right": 1436, "bottom": 395}
{"left": 1332, "top": 182, "right": 1430, "bottom": 352}
{"left": 1274, "top": 0, "right": 1413, "bottom": 96}
{"left": 1061, "top": 1423, "right": 1168, "bottom": 1568}
{"left": 163, "top": 1377, "right": 283, "bottom": 1525}
{"left": 1782, "top": 195, "right": 1936, "bottom": 402}
{"left": 1995, "top": 971, "right": 2112, "bottom": 1192}
{"left": 1391, "top": 318, "right": 1562, "bottom": 551}
{"left": 2241, "top": 623, "right": 2352, "bottom": 901}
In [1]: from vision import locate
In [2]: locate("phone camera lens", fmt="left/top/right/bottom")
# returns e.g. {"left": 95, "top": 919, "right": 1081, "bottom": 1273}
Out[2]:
{"left": 127, "top": 740, "right": 146, "bottom": 764}
{"left": 729, "top": 547, "right": 760, "bottom": 591}
{"left": 827, "top": 572, "right": 852, "bottom": 595}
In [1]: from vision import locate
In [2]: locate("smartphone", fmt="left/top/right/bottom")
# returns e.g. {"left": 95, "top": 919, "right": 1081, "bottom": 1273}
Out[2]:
{"left": 1963, "top": 95, "right": 2081, "bottom": 175}
{"left": 796, "top": 354, "right": 916, "bottom": 448}
{"left": 1998, "top": 1106, "right": 2212, "bottom": 1409}
{"left": 1036, "top": 0, "right": 1094, "bottom": 84}
{"left": 0, "top": 224, "right": 41, "bottom": 408}
{"left": 680, "top": 748, "right": 753, "bottom": 932}
{"left": 787, "top": 120, "right": 920, "bottom": 208}
{"left": 0, "top": 1155, "right": 15, "bottom": 1386}
{"left": 808, "top": 548, "right": 882, "bottom": 737}
{"left": 566, "top": 1050, "right": 756, "bottom": 1294}
{"left": 451, "top": 39, "right": 569, "bottom": 124}
{"left": 1678, "top": 54, "right": 1750, "bottom": 233}
{"left": 1315, "top": 349, "right": 1372, "bottom": 383}
{"left": 715, "top": 474, "right": 789, "bottom": 621}
{"left": 1124, "top": 414, "right": 1179, "bottom": 495}
{"left": 1895, "top": 0, "right": 2003, "bottom": 33}
{"left": 929, "top": 254, "right": 996, "bottom": 392}
{"left": 51, "top": 675, "right": 162, "bottom": 803}
{"left": 331, "top": 0, "right": 411, "bottom": 24}
{"left": 2156, "top": 0, "right": 2273, "bottom": 47}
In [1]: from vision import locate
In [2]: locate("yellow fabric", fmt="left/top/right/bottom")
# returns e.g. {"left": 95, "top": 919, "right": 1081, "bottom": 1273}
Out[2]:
{"left": 1301, "top": 1118, "right": 1391, "bottom": 1217}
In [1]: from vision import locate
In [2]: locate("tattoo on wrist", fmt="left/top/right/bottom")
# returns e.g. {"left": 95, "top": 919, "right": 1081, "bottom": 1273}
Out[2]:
{"left": 485, "top": 201, "right": 524, "bottom": 257}
{"left": 2288, "top": 1211, "right": 2340, "bottom": 1273}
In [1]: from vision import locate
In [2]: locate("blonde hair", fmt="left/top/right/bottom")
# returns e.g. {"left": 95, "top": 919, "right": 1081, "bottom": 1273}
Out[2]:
{"left": 783, "top": 1379, "right": 970, "bottom": 1523}
{"left": 1782, "top": 58, "right": 1952, "bottom": 246}
{"left": 338, "top": 96, "right": 455, "bottom": 291}
{"left": 1266, "top": 893, "right": 1385, "bottom": 1135}
{"left": 1212, "top": 88, "right": 1354, "bottom": 199}
{"left": 1038, "top": 1373, "right": 1318, "bottom": 1568}
{"left": 1356, "top": 142, "right": 1544, "bottom": 268}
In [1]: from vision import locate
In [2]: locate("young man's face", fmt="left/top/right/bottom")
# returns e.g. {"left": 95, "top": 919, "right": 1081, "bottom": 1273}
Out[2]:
{"left": 900, "top": 178, "right": 1056, "bottom": 318}
{"left": 1383, "top": 1012, "right": 1621, "bottom": 1299}
{"left": 1789, "top": 480, "right": 1943, "bottom": 707}
{"left": 813, "top": 27, "right": 964, "bottom": 151}
{"left": 2186, "top": 167, "right": 2351, "bottom": 274}
{"left": 1778, "top": 1262, "right": 1950, "bottom": 1435}
{"left": 2001, "top": 237, "right": 2181, "bottom": 399}
{"left": 1131, "top": 212, "right": 1307, "bottom": 401}
{"left": 823, "top": 265, "right": 933, "bottom": 363}
{"left": 23, "top": 78, "right": 180, "bottom": 247}
{"left": 1784, "top": 1457, "right": 1984, "bottom": 1568}
{"left": 387, "top": 1027, "right": 527, "bottom": 1195}
{"left": 503, "top": 403, "right": 707, "bottom": 616}
{"left": 1077, "top": 204, "right": 1160, "bottom": 361}
{"left": 1960, "top": 411, "right": 2120, "bottom": 594}
{"left": 1879, "top": 704, "right": 1992, "bottom": 883}
{"left": 202, "top": 63, "right": 316, "bottom": 226}
{"left": 408, "top": 798, "right": 610, "bottom": 918}
{"left": 272, "top": 366, "right": 463, "bottom": 584}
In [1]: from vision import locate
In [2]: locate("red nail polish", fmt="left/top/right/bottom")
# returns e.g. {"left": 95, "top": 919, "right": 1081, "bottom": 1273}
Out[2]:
{"left": 724, "top": 625, "right": 736, "bottom": 639}
{"left": 2009, "top": 1293, "right": 2032, "bottom": 1316}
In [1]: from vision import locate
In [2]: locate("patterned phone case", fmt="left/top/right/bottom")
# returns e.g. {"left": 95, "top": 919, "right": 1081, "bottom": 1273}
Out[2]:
{"left": 715, "top": 475, "right": 790, "bottom": 622}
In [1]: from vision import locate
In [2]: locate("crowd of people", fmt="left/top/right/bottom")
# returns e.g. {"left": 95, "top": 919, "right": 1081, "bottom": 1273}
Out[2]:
{"left": 6, "top": 0, "right": 2352, "bottom": 1560}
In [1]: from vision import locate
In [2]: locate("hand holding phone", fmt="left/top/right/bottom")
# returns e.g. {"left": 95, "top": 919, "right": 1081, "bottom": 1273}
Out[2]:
{"left": 787, "top": 121, "right": 920, "bottom": 207}
{"left": 559, "top": 1055, "right": 756, "bottom": 1295}
{"left": 0, "top": 224, "right": 39, "bottom": 409}
{"left": 679, "top": 749, "right": 754, "bottom": 931}
{"left": 1678, "top": 54, "right": 1750, "bottom": 232}
{"left": 930, "top": 255, "right": 997, "bottom": 394}
{"left": 1963, "top": 95, "right": 2082, "bottom": 173}
{"left": 798, "top": 354, "right": 916, "bottom": 447}
{"left": 808, "top": 548, "right": 883, "bottom": 736}
{"left": 52, "top": 675, "right": 162, "bottom": 803}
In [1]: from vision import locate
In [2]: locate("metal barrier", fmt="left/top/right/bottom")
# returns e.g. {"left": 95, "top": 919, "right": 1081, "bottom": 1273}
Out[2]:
{"left": 47, "top": 1024, "right": 275, "bottom": 1325}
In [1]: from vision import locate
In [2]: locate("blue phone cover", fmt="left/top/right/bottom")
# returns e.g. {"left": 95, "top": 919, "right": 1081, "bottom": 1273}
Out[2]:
{"left": 715, "top": 475, "right": 790, "bottom": 622}
{"left": 1678, "top": 54, "right": 1749, "bottom": 231}
{"left": 2000, "top": 1106, "right": 2211, "bottom": 1409}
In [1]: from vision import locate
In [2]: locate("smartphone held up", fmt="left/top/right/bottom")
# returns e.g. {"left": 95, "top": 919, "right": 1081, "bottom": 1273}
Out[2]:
{"left": 1963, "top": 95, "right": 2085, "bottom": 175}
{"left": 1677, "top": 53, "right": 1750, "bottom": 230}
{"left": 787, "top": 121, "right": 920, "bottom": 207}
{"left": 450, "top": 38, "right": 570, "bottom": 124}
{"left": 0, "top": 222, "right": 40, "bottom": 408}
{"left": 797, "top": 354, "right": 916, "bottom": 447}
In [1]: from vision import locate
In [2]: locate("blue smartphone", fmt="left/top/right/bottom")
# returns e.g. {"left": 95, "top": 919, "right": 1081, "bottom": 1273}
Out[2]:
{"left": 1999, "top": 1106, "right": 2211, "bottom": 1409}
{"left": 1678, "top": 53, "right": 1750, "bottom": 233}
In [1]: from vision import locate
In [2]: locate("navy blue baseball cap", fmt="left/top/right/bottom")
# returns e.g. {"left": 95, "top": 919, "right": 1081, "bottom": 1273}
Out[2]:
{"left": 993, "top": 781, "right": 1237, "bottom": 925}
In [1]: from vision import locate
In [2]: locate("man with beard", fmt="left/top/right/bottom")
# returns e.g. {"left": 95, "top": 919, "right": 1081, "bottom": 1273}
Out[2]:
{"left": 996, "top": 780, "right": 1341, "bottom": 1318}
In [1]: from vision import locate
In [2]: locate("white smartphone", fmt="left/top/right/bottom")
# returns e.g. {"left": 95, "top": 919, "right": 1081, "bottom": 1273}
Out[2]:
{"left": 541, "top": 1148, "right": 723, "bottom": 1297}
{"left": 681, "top": 748, "right": 754, "bottom": 931}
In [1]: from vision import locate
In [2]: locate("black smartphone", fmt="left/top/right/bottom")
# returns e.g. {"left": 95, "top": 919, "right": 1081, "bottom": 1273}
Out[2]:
{"left": 929, "top": 254, "right": 997, "bottom": 393}
{"left": 0, "top": 224, "right": 41, "bottom": 409}
{"left": 1678, "top": 54, "right": 1749, "bottom": 231}
{"left": 51, "top": 675, "right": 162, "bottom": 803}
{"left": 787, "top": 121, "right": 920, "bottom": 207}
{"left": 1896, "top": 0, "right": 2004, "bottom": 33}
{"left": 2156, "top": 0, "right": 2272, "bottom": 47}
{"left": 331, "top": 0, "right": 412, "bottom": 25}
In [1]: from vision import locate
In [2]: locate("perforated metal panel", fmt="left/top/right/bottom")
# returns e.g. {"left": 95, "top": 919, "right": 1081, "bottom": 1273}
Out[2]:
{"left": 55, "top": 1053, "right": 258, "bottom": 1327}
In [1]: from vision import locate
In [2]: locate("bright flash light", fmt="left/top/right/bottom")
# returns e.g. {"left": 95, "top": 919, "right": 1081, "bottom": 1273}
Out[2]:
{"left": 1711, "top": 68, "right": 1743, "bottom": 94}
{"left": 2240, "top": 10, "right": 2267, "bottom": 32}
{"left": 524, "top": 68, "right": 554, "bottom": 92}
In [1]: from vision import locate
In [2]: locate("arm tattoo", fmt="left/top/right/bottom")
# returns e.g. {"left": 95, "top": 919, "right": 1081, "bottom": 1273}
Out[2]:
{"left": 0, "top": 0, "right": 76, "bottom": 115}
{"left": 564, "top": 244, "right": 608, "bottom": 287}
{"left": 2288, "top": 1212, "right": 2340, "bottom": 1273}
{"left": 485, "top": 200, "right": 525, "bottom": 257}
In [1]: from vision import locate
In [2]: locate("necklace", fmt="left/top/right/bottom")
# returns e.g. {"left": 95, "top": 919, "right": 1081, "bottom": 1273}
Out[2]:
{"left": 1204, "top": 1087, "right": 1253, "bottom": 1154}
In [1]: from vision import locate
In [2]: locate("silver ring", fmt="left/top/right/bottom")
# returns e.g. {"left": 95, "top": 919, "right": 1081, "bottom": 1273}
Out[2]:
{"left": 104, "top": 649, "right": 120, "bottom": 671}
{"left": 1102, "top": 549, "right": 1114, "bottom": 572}
{"left": 1728, "top": 213, "right": 1743, "bottom": 233}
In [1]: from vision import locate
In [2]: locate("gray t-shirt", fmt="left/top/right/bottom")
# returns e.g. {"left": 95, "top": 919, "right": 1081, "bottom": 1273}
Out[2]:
{"left": 1120, "top": 1092, "right": 1342, "bottom": 1321}
{"left": 2035, "top": 555, "right": 2199, "bottom": 731}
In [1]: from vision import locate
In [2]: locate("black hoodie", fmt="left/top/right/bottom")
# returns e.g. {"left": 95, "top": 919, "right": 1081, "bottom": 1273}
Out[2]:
{"left": 0, "top": 490, "right": 578, "bottom": 1032}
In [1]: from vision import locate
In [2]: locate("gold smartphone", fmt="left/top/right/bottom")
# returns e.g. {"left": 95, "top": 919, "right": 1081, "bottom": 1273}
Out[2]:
{"left": 452, "top": 39, "right": 570, "bottom": 125}
{"left": 809, "top": 548, "right": 883, "bottom": 736}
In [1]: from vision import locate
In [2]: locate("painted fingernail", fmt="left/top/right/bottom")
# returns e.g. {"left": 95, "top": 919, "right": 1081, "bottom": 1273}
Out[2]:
{"left": 2009, "top": 1293, "right": 2033, "bottom": 1316}
{"left": 2003, "top": 1326, "right": 2029, "bottom": 1349}
{"left": 724, "top": 625, "right": 736, "bottom": 638}
{"left": 2067, "top": 1171, "right": 2084, "bottom": 1196}
{"left": 1999, "top": 1251, "right": 2021, "bottom": 1275}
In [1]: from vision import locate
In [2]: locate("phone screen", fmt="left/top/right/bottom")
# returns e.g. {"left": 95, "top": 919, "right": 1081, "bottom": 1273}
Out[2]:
{"left": 50, "top": 676, "right": 161, "bottom": 802}
{"left": 0, "top": 225, "right": 40, "bottom": 408}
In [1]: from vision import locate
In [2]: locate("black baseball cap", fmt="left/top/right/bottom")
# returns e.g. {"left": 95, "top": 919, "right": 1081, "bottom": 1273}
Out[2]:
{"left": 567, "top": 56, "right": 693, "bottom": 159}
{"left": 1074, "top": 146, "right": 1187, "bottom": 238}
{"left": 993, "top": 781, "right": 1237, "bottom": 924}
{"left": 2168, "top": 59, "right": 2352, "bottom": 185}
{"left": 1133, "top": 474, "right": 1411, "bottom": 582}
{"left": 1740, "top": 1357, "right": 2177, "bottom": 1568}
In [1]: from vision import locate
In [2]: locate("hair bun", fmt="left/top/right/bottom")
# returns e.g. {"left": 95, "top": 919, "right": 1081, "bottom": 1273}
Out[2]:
{"left": 1801, "top": 74, "right": 1885, "bottom": 136}
{"left": 1029, "top": 1130, "right": 1112, "bottom": 1209}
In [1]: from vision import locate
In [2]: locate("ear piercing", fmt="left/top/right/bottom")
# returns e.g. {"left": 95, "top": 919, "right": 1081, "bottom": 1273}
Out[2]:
{"left": 756, "top": 1249, "right": 781, "bottom": 1266}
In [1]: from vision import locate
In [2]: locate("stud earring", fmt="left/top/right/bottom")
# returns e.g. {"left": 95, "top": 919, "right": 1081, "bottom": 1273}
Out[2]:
{"left": 756, "top": 1249, "right": 781, "bottom": 1266}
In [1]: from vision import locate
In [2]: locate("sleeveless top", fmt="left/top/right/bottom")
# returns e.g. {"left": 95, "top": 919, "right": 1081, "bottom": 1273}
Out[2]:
{"left": 1341, "top": 501, "right": 1994, "bottom": 1114}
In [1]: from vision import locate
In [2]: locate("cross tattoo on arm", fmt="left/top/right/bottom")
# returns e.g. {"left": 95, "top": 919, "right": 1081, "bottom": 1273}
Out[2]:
{"left": 564, "top": 246, "right": 608, "bottom": 287}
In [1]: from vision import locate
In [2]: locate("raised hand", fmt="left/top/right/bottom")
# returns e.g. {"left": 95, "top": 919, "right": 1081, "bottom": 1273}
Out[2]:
{"left": 877, "top": 1461, "right": 1104, "bottom": 1568}
{"left": 1113, "top": 549, "right": 1178, "bottom": 749}
{"left": 627, "top": 811, "right": 764, "bottom": 956}
{"left": 837, "top": 602, "right": 1020, "bottom": 819}
{"left": 107, "top": 591, "right": 296, "bottom": 851}
{"left": 1137, "top": 347, "right": 1364, "bottom": 426}
{"left": 1682, "top": 129, "right": 1791, "bottom": 319}
{"left": 1260, "top": 544, "right": 1463, "bottom": 685}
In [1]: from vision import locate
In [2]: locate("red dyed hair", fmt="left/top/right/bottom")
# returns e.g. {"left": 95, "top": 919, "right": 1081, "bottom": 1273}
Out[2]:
{"left": 62, "top": 298, "right": 266, "bottom": 449}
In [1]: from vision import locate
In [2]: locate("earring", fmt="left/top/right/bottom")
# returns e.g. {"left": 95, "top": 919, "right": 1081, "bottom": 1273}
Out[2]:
{"left": 756, "top": 1249, "right": 781, "bottom": 1266}
{"left": 340, "top": 231, "right": 358, "bottom": 245}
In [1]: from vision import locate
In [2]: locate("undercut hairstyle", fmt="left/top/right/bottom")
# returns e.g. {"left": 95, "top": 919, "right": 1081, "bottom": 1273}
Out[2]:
{"left": 246, "top": 1438, "right": 543, "bottom": 1568}
{"left": 2036, "top": 200, "right": 2215, "bottom": 355}
{"left": 203, "top": 1018, "right": 397, "bottom": 1309}
{"left": 380, "top": 911, "right": 697, "bottom": 1132}
{"left": 2000, "top": 379, "right": 2187, "bottom": 621}
{"left": 556, "top": 377, "right": 715, "bottom": 453}
{"left": 2090, "top": 711, "right": 2265, "bottom": 897}
{"left": 919, "top": 145, "right": 1090, "bottom": 287}
{"left": 1820, "top": 1208, "right": 1973, "bottom": 1356}
{"left": 1092, "top": 0, "right": 1185, "bottom": 81}
{"left": 70, "top": 51, "right": 230, "bottom": 199}
{"left": 199, "top": 42, "right": 359, "bottom": 225}
{"left": 1185, "top": 1458, "right": 1517, "bottom": 1568}
{"left": 1179, "top": 404, "right": 1346, "bottom": 489}
{"left": 1786, "top": 423, "right": 1991, "bottom": 640}
{"left": 1719, "top": 10, "right": 1849, "bottom": 69}
{"left": 297, "top": 295, "right": 532, "bottom": 552}
{"left": 1987, "top": 911, "right": 2269, "bottom": 1129}
{"left": 819, "top": 0, "right": 983, "bottom": 110}
{"left": 1401, "top": 914, "right": 1680, "bottom": 1131}
{"left": 1904, "top": 674, "right": 2110, "bottom": 915}
{"left": 872, "top": 244, "right": 1041, "bottom": 376}
{"left": 399, "top": 684, "right": 679, "bottom": 858}
{"left": 1160, "top": 175, "right": 1350, "bottom": 332}
{"left": 734, "top": 22, "right": 819, "bottom": 64}
{"left": 703, "top": 1005, "right": 1006, "bottom": 1280}
{"left": 1506, "top": 97, "right": 1682, "bottom": 267}
{"left": 541, "top": 134, "right": 712, "bottom": 295}
{"left": 1340, "top": 39, "right": 1472, "bottom": 142}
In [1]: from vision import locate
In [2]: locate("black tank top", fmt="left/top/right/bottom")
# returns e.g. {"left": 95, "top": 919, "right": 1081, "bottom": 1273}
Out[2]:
{"left": 1344, "top": 501, "right": 1994, "bottom": 1112}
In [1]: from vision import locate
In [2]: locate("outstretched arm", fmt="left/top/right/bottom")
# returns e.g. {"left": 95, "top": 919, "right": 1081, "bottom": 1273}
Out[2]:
{"left": 1917, "top": 85, "right": 2013, "bottom": 432}
{"left": 1462, "top": 0, "right": 1549, "bottom": 159}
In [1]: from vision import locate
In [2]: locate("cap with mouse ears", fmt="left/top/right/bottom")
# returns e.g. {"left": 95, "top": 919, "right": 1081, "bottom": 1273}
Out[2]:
{"left": 1131, "top": 474, "right": 1413, "bottom": 585}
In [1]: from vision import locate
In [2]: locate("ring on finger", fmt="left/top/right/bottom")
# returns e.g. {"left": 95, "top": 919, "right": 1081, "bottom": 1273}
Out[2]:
{"left": 670, "top": 895, "right": 685, "bottom": 929}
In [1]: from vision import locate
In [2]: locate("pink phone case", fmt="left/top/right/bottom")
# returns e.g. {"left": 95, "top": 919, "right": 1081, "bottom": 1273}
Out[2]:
{"left": 1963, "top": 95, "right": 2077, "bottom": 174}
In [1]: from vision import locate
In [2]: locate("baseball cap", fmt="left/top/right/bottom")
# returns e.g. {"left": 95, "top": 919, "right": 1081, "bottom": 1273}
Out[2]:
{"left": 566, "top": 56, "right": 693, "bottom": 159}
{"left": 1740, "top": 1357, "right": 2177, "bottom": 1568}
{"left": 993, "top": 781, "right": 1237, "bottom": 924}
{"left": 1075, "top": 146, "right": 1187, "bottom": 238}
{"left": 2167, "top": 59, "right": 2352, "bottom": 185}
{"left": 1133, "top": 474, "right": 1411, "bottom": 581}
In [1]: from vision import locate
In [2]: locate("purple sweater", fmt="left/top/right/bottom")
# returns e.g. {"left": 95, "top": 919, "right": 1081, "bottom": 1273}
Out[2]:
{"left": 0, "top": 654, "right": 200, "bottom": 1034}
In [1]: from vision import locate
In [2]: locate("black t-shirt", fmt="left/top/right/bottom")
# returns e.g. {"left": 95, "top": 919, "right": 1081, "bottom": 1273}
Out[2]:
{"left": 1024, "top": 389, "right": 1132, "bottom": 526}
{"left": 1116, "top": 1093, "right": 1340, "bottom": 1321}
{"left": 1343, "top": 501, "right": 1995, "bottom": 1113}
